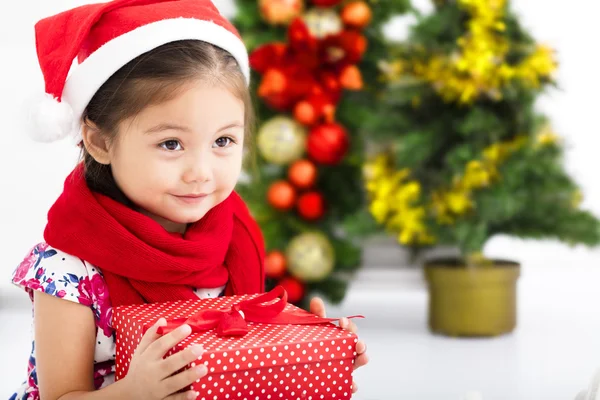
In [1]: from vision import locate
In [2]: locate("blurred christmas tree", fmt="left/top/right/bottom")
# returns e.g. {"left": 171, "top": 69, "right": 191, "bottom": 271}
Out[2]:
{"left": 359, "top": 0, "right": 600, "bottom": 260}
{"left": 232, "top": 0, "right": 410, "bottom": 306}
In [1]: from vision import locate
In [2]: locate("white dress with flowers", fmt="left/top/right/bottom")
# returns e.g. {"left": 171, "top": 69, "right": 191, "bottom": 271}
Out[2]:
{"left": 10, "top": 243, "right": 225, "bottom": 400}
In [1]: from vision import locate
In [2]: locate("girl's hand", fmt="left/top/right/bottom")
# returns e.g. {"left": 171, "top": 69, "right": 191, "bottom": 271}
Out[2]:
{"left": 121, "top": 318, "right": 208, "bottom": 400}
{"left": 310, "top": 297, "right": 369, "bottom": 394}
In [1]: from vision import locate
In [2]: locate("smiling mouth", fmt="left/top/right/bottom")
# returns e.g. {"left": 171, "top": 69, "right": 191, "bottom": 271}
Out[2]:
{"left": 177, "top": 194, "right": 208, "bottom": 198}
{"left": 172, "top": 193, "right": 210, "bottom": 203}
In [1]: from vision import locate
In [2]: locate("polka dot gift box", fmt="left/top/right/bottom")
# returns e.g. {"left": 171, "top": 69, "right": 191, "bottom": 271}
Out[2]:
{"left": 113, "top": 286, "right": 363, "bottom": 400}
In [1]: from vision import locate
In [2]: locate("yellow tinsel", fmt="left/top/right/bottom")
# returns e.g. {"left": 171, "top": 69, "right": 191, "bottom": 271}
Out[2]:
{"left": 535, "top": 124, "right": 560, "bottom": 146}
{"left": 571, "top": 190, "right": 583, "bottom": 208}
{"left": 432, "top": 136, "right": 526, "bottom": 223}
{"left": 364, "top": 155, "right": 435, "bottom": 245}
{"left": 382, "top": 0, "right": 557, "bottom": 104}
{"left": 365, "top": 137, "right": 528, "bottom": 242}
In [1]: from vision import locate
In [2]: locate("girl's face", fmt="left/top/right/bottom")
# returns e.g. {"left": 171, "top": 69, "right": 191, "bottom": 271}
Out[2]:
{"left": 108, "top": 81, "right": 245, "bottom": 233}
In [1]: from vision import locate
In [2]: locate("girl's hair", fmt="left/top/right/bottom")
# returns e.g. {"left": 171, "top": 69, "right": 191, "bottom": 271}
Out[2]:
{"left": 81, "top": 40, "right": 255, "bottom": 207}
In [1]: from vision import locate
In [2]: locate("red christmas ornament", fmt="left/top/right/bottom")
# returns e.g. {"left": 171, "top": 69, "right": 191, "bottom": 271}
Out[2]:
{"left": 340, "top": 65, "right": 363, "bottom": 90}
{"left": 279, "top": 277, "right": 306, "bottom": 304}
{"left": 318, "top": 71, "right": 342, "bottom": 98}
{"left": 321, "top": 31, "right": 368, "bottom": 66}
{"left": 297, "top": 191, "right": 325, "bottom": 220}
{"left": 293, "top": 93, "right": 336, "bottom": 126}
{"left": 267, "top": 180, "right": 297, "bottom": 211}
{"left": 307, "top": 123, "right": 349, "bottom": 165}
{"left": 310, "top": 0, "right": 343, "bottom": 7}
{"left": 288, "top": 18, "right": 319, "bottom": 61}
{"left": 256, "top": 66, "right": 317, "bottom": 111}
{"left": 288, "top": 159, "right": 318, "bottom": 189}
{"left": 249, "top": 43, "right": 287, "bottom": 74}
{"left": 341, "top": 1, "right": 372, "bottom": 29}
{"left": 251, "top": 35, "right": 318, "bottom": 111}
{"left": 259, "top": 0, "right": 304, "bottom": 25}
{"left": 257, "top": 69, "right": 290, "bottom": 110}
{"left": 294, "top": 100, "right": 317, "bottom": 125}
{"left": 265, "top": 251, "right": 287, "bottom": 278}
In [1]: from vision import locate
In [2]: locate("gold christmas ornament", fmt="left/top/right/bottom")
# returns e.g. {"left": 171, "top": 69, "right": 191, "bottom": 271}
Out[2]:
{"left": 286, "top": 232, "right": 335, "bottom": 282}
{"left": 302, "top": 8, "right": 343, "bottom": 39}
{"left": 259, "top": 0, "right": 304, "bottom": 25}
{"left": 257, "top": 116, "right": 308, "bottom": 165}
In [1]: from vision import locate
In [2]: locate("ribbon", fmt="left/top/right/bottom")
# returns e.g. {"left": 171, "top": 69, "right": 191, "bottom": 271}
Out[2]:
{"left": 155, "top": 286, "right": 364, "bottom": 337}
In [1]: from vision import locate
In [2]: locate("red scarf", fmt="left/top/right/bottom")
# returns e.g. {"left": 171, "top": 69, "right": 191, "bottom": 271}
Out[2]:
{"left": 43, "top": 164, "right": 265, "bottom": 307}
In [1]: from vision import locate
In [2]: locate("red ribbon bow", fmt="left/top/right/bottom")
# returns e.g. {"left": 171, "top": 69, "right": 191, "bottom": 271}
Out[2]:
{"left": 156, "top": 286, "right": 364, "bottom": 337}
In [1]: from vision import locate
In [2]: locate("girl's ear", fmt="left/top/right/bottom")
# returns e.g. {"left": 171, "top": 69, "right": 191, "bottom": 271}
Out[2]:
{"left": 81, "top": 118, "right": 111, "bottom": 165}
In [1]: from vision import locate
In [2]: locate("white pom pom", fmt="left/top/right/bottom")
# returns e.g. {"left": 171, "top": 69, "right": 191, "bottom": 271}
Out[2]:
{"left": 23, "top": 92, "right": 78, "bottom": 143}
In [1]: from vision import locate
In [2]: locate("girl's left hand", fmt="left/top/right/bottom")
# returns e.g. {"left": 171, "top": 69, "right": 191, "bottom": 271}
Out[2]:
{"left": 310, "top": 297, "right": 369, "bottom": 394}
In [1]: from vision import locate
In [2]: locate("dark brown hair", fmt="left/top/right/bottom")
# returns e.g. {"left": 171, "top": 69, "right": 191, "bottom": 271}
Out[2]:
{"left": 81, "top": 40, "right": 254, "bottom": 206}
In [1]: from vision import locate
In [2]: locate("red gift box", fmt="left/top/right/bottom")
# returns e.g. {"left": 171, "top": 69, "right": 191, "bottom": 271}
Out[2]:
{"left": 113, "top": 287, "right": 361, "bottom": 400}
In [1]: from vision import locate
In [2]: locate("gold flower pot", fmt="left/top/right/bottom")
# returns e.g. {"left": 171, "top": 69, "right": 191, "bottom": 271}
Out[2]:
{"left": 424, "top": 259, "right": 520, "bottom": 337}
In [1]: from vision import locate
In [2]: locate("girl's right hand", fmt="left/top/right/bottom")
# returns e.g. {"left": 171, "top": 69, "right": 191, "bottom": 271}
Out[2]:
{"left": 121, "top": 318, "right": 207, "bottom": 400}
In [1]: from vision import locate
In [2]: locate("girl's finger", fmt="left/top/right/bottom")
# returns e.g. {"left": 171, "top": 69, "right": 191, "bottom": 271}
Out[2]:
{"left": 309, "top": 297, "right": 326, "bottom": 318}
{"left": 147, "top": 323, "right": 193, "bottom": 360}
{"left": 136, "top": 317, "right": 167, "bottom": 354}
{"left": 356, "top": 340, "right": 367, "bottom": 355}
{"left": 160, "top": 344, "right": 205, "bottom": 379}
{"left": 353, "top": 352, "right": 369, "bottom": 370}
{"left": 340, "top": 318, "right": 358, "bottom": 333}
{"left": 162, "top": 364, "right": 208, "bottom": 398}
{"left": 164, "top": 390, "right": 199, "bottom": 400}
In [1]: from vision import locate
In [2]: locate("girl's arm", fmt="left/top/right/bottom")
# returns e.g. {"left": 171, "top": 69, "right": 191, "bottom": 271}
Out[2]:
{"left": 34, "top": 291, "right": 129, "bottom": 400}
{"left": 55, "top": 380, "right": 130, "bottom": 400}
{"left": 34, "top": 291, "right": 208, "bottom": 400}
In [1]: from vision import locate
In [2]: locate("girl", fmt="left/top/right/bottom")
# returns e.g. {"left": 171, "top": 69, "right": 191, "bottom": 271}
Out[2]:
{"left": 11, "top": 0, "right": 368, "bottom": 399}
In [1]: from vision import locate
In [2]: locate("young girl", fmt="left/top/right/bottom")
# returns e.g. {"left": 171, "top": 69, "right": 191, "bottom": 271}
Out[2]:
{"left": 11, "top": 0, "right": 368, "bottom": 399}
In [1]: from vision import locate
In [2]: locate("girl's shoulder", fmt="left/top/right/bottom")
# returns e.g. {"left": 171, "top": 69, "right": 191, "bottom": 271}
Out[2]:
{"left": 11, "top": 242, "right": 109, "bottom": 308}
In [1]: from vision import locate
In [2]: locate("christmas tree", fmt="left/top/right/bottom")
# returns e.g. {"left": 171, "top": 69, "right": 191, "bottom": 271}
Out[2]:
{"left": 360, "top": 0, "right": 600, "bottom": 260}
{"left": 232, "top": 0, "right": 410, "bottom": 306}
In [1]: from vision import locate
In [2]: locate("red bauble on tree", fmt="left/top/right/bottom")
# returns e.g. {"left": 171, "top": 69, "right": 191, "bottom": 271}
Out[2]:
{"left": 279, "top": 277, "right": 306, "bottom": 304}
{"left": 259, "top": 0, "right": 305, "bottom": 25}
{"left": 293, "top": 94, "right": 335, "bottom": 126}
{"left": 265, "top": 250, "right": 287, "bottom": 278}
{"left": 307, "top": 122, "right": 349, "bottom": 165}
{"left": 294, "top": 101, "right": 317, "bottom": 125}
{"left": 288, "top": 159, "right": 318, "bottom": 189}
{"left": 341, "top": 1, "right": 372, "bottom": 29}
{"left": 267, "top": 181, "right": 297, "bottom": 210}
{"left": 340, "top": 65, "right": 363, "bottom": 90}
{"left": 297, "top": 191, "right": 325, "bottom": 220}
{"left": 310, "top": 0, "right": 343, "bottom": 7}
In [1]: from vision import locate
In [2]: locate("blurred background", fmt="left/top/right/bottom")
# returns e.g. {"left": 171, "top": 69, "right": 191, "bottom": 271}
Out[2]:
{"left": 1, "top": 0, "right": 600, "bottom": 399}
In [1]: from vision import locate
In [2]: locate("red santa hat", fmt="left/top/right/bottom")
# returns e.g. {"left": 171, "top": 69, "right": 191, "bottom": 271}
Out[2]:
{"left": 26, "top": 0, "right": 250, "bottom": 144}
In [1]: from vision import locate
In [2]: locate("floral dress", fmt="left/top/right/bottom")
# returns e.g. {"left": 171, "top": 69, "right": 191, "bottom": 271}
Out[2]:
{"left": 10, "top": 243, "right": 225, "bottom": 400}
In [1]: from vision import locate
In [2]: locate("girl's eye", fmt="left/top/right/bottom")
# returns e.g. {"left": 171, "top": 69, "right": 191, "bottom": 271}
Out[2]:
{"left": 213, "top": 136, "right": 235, "bottom": 148}
{"left": 160, "top": 140, "right": 182, "bottom": 151}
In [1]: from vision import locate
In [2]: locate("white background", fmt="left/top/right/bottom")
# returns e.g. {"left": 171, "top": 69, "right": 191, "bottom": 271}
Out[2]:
{"left": 1, "top": 1, "right": 599, "bottom": 399}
